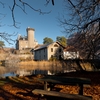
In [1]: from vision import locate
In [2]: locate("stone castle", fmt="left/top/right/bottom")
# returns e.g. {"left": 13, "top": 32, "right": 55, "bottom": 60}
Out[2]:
{"left": 16, "top": 27, "right": 38, "bottom": 50}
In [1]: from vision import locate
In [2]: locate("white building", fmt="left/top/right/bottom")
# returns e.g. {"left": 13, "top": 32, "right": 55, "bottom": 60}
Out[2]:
{"left": 34, "top": 41, "right": 64, "bottom": 60}
{"left": 62, "top": 51, "right": 79, "bottom": 59}
{"left": 62, "top": 46, "right": 79, "bottom": 59}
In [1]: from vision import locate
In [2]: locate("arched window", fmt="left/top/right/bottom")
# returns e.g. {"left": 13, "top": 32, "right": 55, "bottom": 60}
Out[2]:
{"left": 54, "top": 44, "right": 58, "bottom": 47}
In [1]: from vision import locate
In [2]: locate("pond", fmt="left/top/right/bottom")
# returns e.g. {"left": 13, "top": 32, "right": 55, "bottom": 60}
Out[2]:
{"left": 0, "top": 60, "right": 76, "bottom": 77}
{"left": 0, "top": 72, "right": 16, "bottom": 77}
{"left": 0, "top": 68, "right": 77, "bottom": 77}
{"left": 0, "top": 69, "right": 56, "bottom": 77}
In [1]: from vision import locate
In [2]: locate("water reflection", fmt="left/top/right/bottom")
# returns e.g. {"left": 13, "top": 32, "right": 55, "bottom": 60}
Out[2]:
{"left": 16, "top": 69, "right": 33, "bottom": 76}
{"left": 0, "top": 63, "right": 76, "bottom": 77}
{"left": 0, "top": 59, "right": 78, "bottom": 77}
{"left": 0, "top": 68, "right": 77, "bottom": 77}
{"left": 16, "top": 69, "right": 54, "bottom": 76}
{"left": 0, "top": 69, "right": 55, "bottom": 77}
{"left": 1, "top": 72, "right": 16, "bottom": 77}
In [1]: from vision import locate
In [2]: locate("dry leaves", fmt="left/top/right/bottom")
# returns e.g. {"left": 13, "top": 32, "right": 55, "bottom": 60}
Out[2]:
{"left": 0, "top": 72, "right": 99, "bottom": 100}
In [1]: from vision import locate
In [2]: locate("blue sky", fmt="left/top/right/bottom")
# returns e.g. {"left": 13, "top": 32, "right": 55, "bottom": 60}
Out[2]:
{"left": 0, "top": 0, "right": 67, "bottom": 48}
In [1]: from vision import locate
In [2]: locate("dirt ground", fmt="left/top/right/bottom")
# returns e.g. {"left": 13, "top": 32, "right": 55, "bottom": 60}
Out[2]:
{"left": 0, "top": 71, "right": 100, "bottom": 100}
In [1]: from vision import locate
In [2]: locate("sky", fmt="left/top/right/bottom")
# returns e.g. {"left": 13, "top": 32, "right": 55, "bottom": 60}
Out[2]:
{"left": 0, "top": 0, "right": 68, "bottom": 48}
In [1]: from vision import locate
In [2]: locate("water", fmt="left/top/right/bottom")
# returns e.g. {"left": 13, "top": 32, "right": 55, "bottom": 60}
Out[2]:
{"left": 0, "top": 72, "right": 16, "bottom": 77}
{"left": 0, "top": 69, "right": 55, "bottom": 77}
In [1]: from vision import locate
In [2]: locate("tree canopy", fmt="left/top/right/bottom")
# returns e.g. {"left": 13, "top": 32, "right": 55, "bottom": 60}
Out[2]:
{"left": 56, "top": 36, "right": 67, "bottom": 47}
{"left": 0, "top": 41, "right": 5, "bottom": 47}
{"left": 43, "top": 37, "right": 53, "bottom": 44}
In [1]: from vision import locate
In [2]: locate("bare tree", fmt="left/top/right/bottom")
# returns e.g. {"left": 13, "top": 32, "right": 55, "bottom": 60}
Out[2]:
{"left": 68, "top": 27, "right": 100, "bottom": 59}
{"left": 60, "top": 0, "right": 100, "bottom": 33}
{"left": 59, "top": 0, "right": 100, "bottom": 59}
{"left": 0, "top": 0, "right": 54, "bottom": 44}
{"left": 3, "top": 0, "right": 54, "bottom": 28}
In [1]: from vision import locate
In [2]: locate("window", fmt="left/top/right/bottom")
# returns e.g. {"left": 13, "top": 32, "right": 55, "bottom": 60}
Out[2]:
{"left": 54, "top": 44, "right": 58, "bottom": 47}
{"left": 59, "top": 49, "right": 61, "bottom": 52}
{"left": 51, "top": 48, "right": 53, "bottom": 52}
{"left": 51, "top": 55, "right": 53, "bottom": 58}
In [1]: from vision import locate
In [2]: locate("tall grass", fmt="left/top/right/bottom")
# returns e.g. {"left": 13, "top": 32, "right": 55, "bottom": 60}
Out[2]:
{"left": 19, "top": 61, "right": 62, "bottom": 71}
{"left": 19, "top": 60, "right": 94, "bottom": 72}
{"left": 0, "top": 66, "right": 7, "bottom": 75}
{"left": 0, "top": 60, "right": 95, "bottom": 75}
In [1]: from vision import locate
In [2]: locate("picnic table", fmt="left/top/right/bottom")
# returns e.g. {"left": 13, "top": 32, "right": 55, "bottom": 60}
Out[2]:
{"left": 32, "top": 75, "right": 92, "bottom": 100}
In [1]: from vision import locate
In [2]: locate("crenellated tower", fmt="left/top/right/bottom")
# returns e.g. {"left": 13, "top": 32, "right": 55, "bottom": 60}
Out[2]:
{"left": 16, "top": 27, "right": 38, "bottom": 50}
{"left": 26, "top": 27, "right": 35, "bottom": 48}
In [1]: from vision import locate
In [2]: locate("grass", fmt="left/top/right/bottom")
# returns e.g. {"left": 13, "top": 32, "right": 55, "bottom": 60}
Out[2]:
{"left": 19, "top": 60, "right": 95, "bottom": 71}
{"left": 19, "top": 61, "right": 63, "bottom": 72}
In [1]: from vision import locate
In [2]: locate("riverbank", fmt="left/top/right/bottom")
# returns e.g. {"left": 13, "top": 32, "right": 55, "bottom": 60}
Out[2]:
{"left": 0, "top": 71, "right": 100, "bottom": 100}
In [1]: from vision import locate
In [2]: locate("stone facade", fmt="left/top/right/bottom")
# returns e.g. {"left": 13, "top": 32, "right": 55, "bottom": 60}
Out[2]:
{"left": 16, "top": 27, "right": 38, "bottom": 50}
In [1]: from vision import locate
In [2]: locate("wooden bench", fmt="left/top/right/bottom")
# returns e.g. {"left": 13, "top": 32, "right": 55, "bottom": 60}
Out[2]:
{"left": 32, "top": 89, "right": 92, "bottom": 100}
{"left": 39, "top": 76, "right": 91, "bottom": 95}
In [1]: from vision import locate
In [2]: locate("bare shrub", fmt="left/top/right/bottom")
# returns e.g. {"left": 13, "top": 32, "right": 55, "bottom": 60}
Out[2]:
{"left": 0, "top": 66, "right": 7, "bottom": 75}
{"left": 18, "top": 60, "right": 95, "bottom": 75}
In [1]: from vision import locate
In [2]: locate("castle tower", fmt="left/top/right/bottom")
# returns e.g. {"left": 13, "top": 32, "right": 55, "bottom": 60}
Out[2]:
{"left": 26, "top": 27, "right": 35, "bottom": 48}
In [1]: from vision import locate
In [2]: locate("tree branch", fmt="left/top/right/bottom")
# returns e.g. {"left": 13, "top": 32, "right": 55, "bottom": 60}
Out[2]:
{"left": 8, "top": 0, "right": 51, "bottom": 28}
{"left": 52, "top": 0, "right": 54, "bottom": 5}
{"left": 0, "top": 1, "right": 5, "bottom": 8}
{"left": 83, "top": 18, "right": 100, "bottom": 29}
{"left": 0, "top": 32, "right": 17, "bottom": 45}
{"left": 45, "top": 0, "right": 54, "bottom": 5}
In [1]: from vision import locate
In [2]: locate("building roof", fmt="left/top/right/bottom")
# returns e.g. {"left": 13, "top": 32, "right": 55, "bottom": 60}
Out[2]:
{"left": 63, "top": 46, "right": 77, "bottom": 52}
{"left": 34, "top": 41, "right": 64, "bottom": 51}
